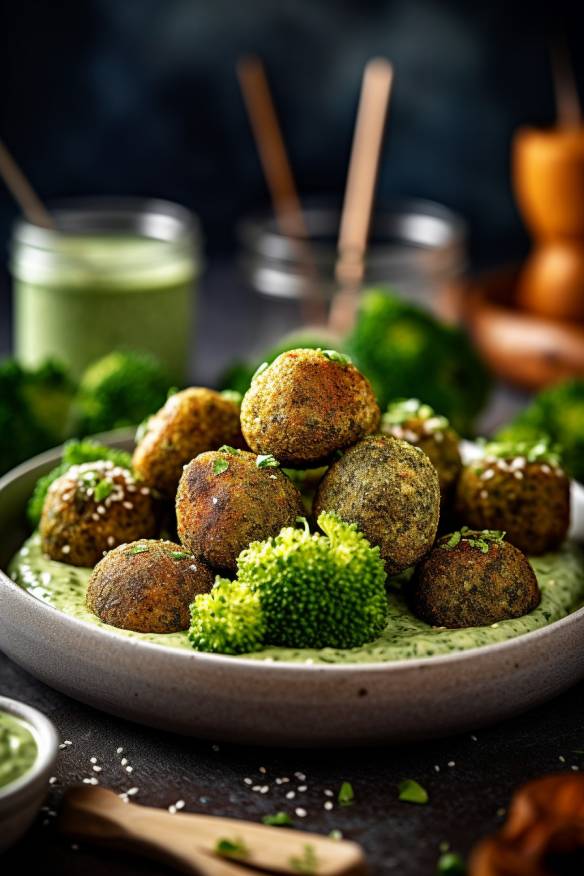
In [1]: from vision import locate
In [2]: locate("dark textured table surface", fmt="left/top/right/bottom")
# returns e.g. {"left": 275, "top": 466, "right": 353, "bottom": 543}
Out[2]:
{"left": 1, "top": 262, "right": 582, "bottom": 875}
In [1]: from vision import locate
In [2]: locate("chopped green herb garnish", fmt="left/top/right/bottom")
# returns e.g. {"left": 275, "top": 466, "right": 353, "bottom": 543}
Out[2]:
{"left": 290, "top": 844, "right": 319, "bottom": 875}
{"left": 256, "top": 454, "right": 280, "bottom": 469}
{"left": 436, "top": 851, "right": 465, "bottom": 874}
{"left": 338, "top": 781, "right": 354, "bottom": 807}
{"left": 398, "top": 779, "right": 429, "bottom": 805}
{"left": 329, "top": 830, "right": 343, "bottom": 841}
{"left": 319, "top": 349, "right": 352, "bottom": 366}
{"left": 251, "top": 361, "right": 269, "bottom": 382}
{"left": 93, "top": 479, "right": 114, "bottom": 502}
{"left": 483, "top": 438, "right": 561, "bottom": 466}
{"left": 218, "top": 445, "right": 241, "bottom": 455}
{"left": 262, "top": 811, "right": 294, "bottom": 826}
{"left": 168, "top": 550, "right": 191, "bottom": 560}
{"left": 441, "top": 527, "right": 505, "bottom": 553}
{"left": 127, "top": 544, "right": 149, "bottom": 555}
{"left": 213, "top": 459, "right": 230, "bottom": 475}
{"left": 383, "top": 398, "right": 448, "bottom": 429}
{"left": 442, "top": 531, "right": 462, "bottom": 550}
{"left": 220, "top": 389, "right": 243, "bottom": 406}
{"left": 215, "top": 837, "right": 249, "bottom": 859}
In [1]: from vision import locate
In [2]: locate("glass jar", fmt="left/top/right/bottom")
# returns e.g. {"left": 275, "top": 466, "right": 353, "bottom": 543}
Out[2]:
{"left": 238, "top": 199, "right": 467, "bottom": 352}
{"left": 11, "top": 198, "right": 201, "bottom": 381}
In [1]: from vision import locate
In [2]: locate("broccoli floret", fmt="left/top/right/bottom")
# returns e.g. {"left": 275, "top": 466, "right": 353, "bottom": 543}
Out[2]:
{"left": 496, "top": 379, "right": 584, "bottom": 483}
{"left": 189, "top": 578, "right": 265, "bottom": 655}
{"left": 189, "top": 513, "right": 389, "bottom": 654}
{"left": 0, "top": 358, "right": 76, "bottom": 476}
{"left": 345, "top": 288, "right": 491, "bottom": 435}
{"left": 26, "top": 439, "right": 134, "bottom": 527}
{"left": 75, "top": 350, "right": 173, "bottom": 434}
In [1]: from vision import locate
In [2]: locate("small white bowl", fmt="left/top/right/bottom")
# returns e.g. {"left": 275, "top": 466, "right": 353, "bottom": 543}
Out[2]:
{"left": 0, "top": 696, "right": 58, "bottom": 852}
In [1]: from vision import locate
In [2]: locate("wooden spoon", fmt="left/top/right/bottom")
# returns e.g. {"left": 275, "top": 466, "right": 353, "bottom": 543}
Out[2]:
{"left": 59, "top": 786, "right": 367, "bottom": 876}
{"left": 329, "top": 58, "right": 394, "bottom": 336}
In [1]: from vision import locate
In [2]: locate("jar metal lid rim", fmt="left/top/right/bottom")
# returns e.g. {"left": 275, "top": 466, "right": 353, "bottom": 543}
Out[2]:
{"left": 12, "top": 196, "right": 201, "bottom": 248}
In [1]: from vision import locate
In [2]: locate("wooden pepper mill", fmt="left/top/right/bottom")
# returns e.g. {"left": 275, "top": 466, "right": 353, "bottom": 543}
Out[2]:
{"left": 514, "top": 48, "right": 584, "bottom": 322}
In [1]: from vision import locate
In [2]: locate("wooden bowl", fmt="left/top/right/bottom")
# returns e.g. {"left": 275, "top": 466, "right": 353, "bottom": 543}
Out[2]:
{"left": 463, "top": 266, "right": 584, "bottom": 390}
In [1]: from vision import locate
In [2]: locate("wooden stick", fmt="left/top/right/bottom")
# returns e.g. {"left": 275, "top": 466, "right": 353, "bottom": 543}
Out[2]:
{"left": 551, "top": 39, "right": 581, "bottom": 129}
{"left": 237, "top": 55, "right": 326, "bottom": 325}
{"left": 329, "top": 58, "right": 394, "bottom": 335}
{"left": 0, "top": 139, "right": 54, "bottom": 228}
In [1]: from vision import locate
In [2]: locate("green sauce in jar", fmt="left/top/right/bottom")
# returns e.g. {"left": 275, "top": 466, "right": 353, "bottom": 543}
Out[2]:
{"left": 0, "top": 712, "right": 37, "bottom": 789}
{"left": 11, "top": 199, "right": 200, "bottom": 382}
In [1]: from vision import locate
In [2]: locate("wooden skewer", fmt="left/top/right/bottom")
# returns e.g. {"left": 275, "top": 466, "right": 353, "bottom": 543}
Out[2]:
{"left": 0, "top": 139, "right": 54, "bottom": 228}
{"left": 551, "top": 38, "right": 581, "bottom": 129}
{"left": 237, "top": 55, "right": 326, "bottom": 326}
{"left": 59, "top": 786, "right": 367, "bottom": 876}
{"left": 329, "top": 58, "right": 393, "bottom": 336}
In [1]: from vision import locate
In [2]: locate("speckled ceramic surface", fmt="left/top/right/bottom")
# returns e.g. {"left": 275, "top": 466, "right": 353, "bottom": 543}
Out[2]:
{"left": 0, "top": 432, "right": 583, "bottom": 747}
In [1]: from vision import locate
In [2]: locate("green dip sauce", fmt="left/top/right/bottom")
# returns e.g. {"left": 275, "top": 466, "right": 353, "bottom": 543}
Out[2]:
{"left": 8, "top": 533, "right": 584, "bottom": 664}
{"left": 0, "top": 712, "right": 37, "bottom": 789}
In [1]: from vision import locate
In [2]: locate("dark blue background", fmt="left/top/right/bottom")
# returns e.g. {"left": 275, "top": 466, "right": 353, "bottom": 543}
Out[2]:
{"left": 0, "top": 0, "right": 581, "bottom": 265}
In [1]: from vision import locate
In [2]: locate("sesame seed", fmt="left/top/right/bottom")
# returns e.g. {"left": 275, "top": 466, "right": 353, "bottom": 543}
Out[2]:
{"left": 123, "top": 501, "right": 134, "bottom": 510}
{"left": 92, "top": 513, "right": 100, "bottom": 522}
{"left": 295, "top": 772, "right": 306, "bottom": 781}
{"left": 93, "top": 765, "right": 102, "bottom": 773}
{"left": 324, "top": 789, "right": 334, "bottom": 797}
{"left": 471, "top": 735, "right": 478, "bottom": 742}
{"left": 324, "top": 801, "right": 333, "bottom": 811}
{"left": 117, "top": 747, "right": 124, "bottom": 754}
{"left": 126, "top": 766, "right": 133, "bottom": 773}
{"left": 259, "top": 767, "right": 267, "bottom": 774}
{"left": 260, "top": 786, "right": 269, "bottom": 794}
{"left": 49, "top": 776, "right": 57, "bottom": 784}
{"left": 90, "top": 757, "right": 97, "bottom": 764}
{"left": 480, "top": 490, "right": 488, "bottom": 499}
{"left": 121, "top": 758, "right": 128, "bottom": 766}
{"left": 295, "top": 808, "right": 307, "bottom": 818}
{"left": 298, "top": 785, "right": 307, "bottom": 792}
{"left": 496, "top": 807, "right": 506, "bottom": 817}
{"left": 107, "top": 536, "right": 115, "bottom": 547}
{"left": 97, "top": 505, "right": 106, "bottom": 515}
{"left": 434, "top": 765, "right": 440, "bottom": 772}
{"left": 175, "top": 800, "right": 185, "bottom": 810}
{"left": 286, "top": 791, "right": 296, "bottom": 800}
{"left": 559, "top": 755, "right": 566, "bottom": 763}
{"left": 448, "top": 761, "right": 455, "bottom": 767}
{"left": 140, "top": 487, "right": 150, "bottom": 495}
{"left": 126, "top": 787, "right": 139, "bottom": 796}
{"left": 168, "top": 805, "right": 177, "bottom": 814}
{"left": 252, "top": 785, "right": 261, "bottom": 792}
{"left": 244, "top": 778, "right": 252, "bottom": 785}
{"left": 61, "top": 545, "right": 71, "bottom": 555}
{"left": 514, "top": 471, "right": 524, "bottom": 480}
{"left": 212, "top": 744, "right": 220, "bottom": 752}
{"left": 572, "top": 765, "right": 580, "bottom": 771}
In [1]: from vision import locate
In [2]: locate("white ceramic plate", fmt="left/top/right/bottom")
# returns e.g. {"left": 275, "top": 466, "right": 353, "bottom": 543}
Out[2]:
{"left": 0, "top": 432, "right": 582, "bottom": 747}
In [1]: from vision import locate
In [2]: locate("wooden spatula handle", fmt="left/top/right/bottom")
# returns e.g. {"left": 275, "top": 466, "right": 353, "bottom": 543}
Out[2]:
{"left": 59, "top": 787, "right": 368, "bottom": 876}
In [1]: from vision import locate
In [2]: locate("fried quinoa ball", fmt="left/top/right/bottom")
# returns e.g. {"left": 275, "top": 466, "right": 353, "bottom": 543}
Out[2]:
{"left": 409, "top": 529, "right": 541, "bottom": 628}
{"left": 382, "top": 399, "right": 462, "bottom": 501}
{"left": 86, "top": 539, "right": 214, "bottom": 633}
{"left": 314, "top": 435, "right": 440, "bottom": 575}
{"left": 240, "top": 349, "right": 380, "bottom": 467}
{"left": 132, "top": 388, "right": 244, "bottom": 498}
{"left": 40, "top": 461, "right": 157, "bottom": 567}
{"left": 176, "top": 449, "right": 304, "bottom": 574}
{"left": 455, "top": 442, "right": 570, "bottom": 555}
